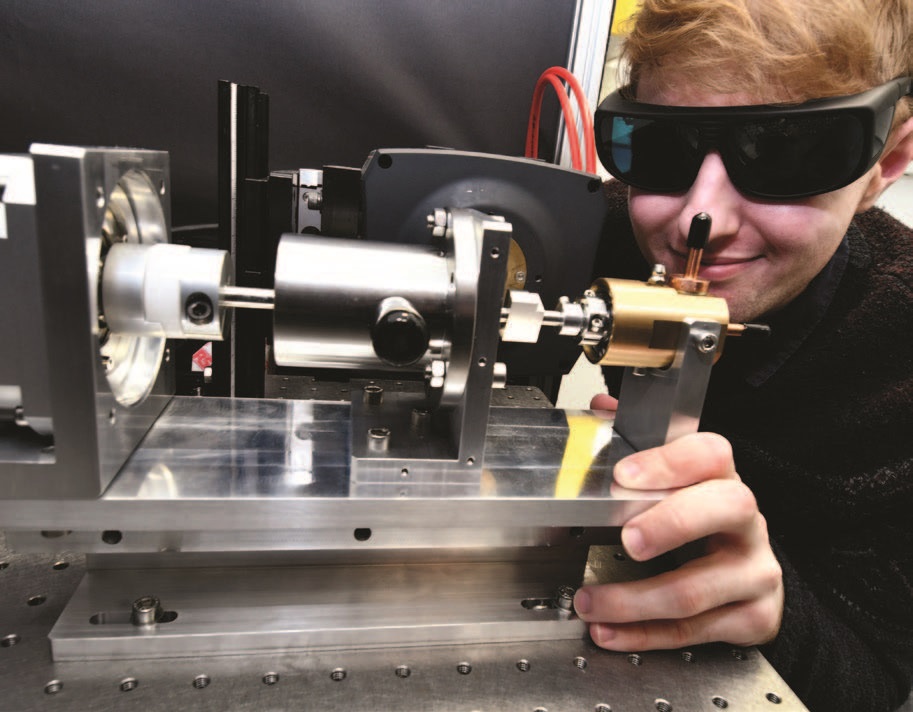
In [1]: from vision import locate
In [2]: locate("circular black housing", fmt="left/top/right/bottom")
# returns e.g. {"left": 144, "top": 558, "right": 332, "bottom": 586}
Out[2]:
{"left": 371, "top": 309, "right": 429, "bottom": 367}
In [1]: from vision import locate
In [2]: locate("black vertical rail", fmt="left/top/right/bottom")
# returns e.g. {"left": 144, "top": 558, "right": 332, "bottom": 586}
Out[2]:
{"left": 216, "top": 80, "right": 270, "bottom": 398}
{"left": 235, "top": 89, "right": 270, "bottom": 397}
{"left": 213, "top": 80, "right": 235, "bottom": 398}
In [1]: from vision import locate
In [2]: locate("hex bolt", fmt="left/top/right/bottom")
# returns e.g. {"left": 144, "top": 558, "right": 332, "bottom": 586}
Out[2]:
{"left": 648, "top": 264, "right": 668, "bottom": 286}
{"left": 428, "top": 208, "right": 448, "bottom": 237}
{"left": 425, "top": 360, "right": 446, "bottom": 390}
{"left": 131, "top": 595, "right": 163, "bottom": 626}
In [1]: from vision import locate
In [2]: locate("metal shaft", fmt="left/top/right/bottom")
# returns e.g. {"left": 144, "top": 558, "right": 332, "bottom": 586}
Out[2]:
{"left": 219, "top": 286, "right": 276, "bottom": 310}
{"left": 499, "top": 308, "right": 564, "bottom": 328}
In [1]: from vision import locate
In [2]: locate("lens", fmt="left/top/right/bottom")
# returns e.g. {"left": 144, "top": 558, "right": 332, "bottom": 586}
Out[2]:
{"left": 602, "top": 116, "right": 702, "bottom": 192}
{"left": 727, "top": 113, "right": 866, "bottom": 197}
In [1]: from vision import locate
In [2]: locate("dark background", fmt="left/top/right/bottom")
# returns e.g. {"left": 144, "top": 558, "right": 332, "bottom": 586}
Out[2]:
{"left": 0, "top": 0, "right": 577, "bottom": 227}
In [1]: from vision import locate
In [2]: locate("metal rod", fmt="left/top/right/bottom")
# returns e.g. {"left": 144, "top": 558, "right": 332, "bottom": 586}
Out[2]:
{"left": 219, "top": 286, "right": 276, "bottom": 310}
{"left": 499, "top": 308, "right": 564, "bottom": 328}
{"left": 541, "top": 311, "right": 564, "bottom": 328}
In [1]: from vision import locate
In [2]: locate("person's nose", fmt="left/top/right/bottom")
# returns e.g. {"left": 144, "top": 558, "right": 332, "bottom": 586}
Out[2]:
{"left": 678, "top": 152, "right": 742, "bottom": 243}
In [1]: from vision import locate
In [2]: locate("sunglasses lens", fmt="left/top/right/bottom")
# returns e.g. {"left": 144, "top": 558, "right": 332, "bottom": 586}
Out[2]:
{"left": 600, "top": 116, "right": 702, "bottom": 191}
{"left": 729, "top": 113, "right": 867, "bottom": 197}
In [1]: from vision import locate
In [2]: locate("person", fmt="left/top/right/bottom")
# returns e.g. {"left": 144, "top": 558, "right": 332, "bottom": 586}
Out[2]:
{"left": 574, "top": 1, "right": 913, "bottom": 710}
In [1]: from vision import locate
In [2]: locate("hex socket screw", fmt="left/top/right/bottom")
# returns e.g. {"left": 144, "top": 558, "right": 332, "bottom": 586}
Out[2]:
{"left": 130, "top": 595, "right": 163, "bottom": 626}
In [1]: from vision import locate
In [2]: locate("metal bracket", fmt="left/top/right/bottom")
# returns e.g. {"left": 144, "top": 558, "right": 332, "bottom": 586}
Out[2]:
{"left": 612, "top": 319, "right": 723, "bottom": 451}
{"left": 349, "top": 209, "right": 511, "bottom": 491}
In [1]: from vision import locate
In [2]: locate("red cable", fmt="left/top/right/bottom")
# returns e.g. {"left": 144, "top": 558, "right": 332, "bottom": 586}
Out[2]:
{"left": 527, "top": 73, "right": 583, "bottom": 170}
{"left": 525, "top": 66, "right": 597, "bottom": 174}
{"left": 543, "top": 66, "right": 596, "bottom": 174}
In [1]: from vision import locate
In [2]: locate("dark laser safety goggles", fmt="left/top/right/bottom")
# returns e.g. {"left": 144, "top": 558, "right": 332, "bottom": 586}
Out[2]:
{"left": 595, "top": 77, "right": 912, "bottom": 199}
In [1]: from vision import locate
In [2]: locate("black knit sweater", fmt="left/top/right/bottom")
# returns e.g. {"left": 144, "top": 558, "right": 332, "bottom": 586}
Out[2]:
{"left": 594, "top": 181, "right": 913, "bottom": 712}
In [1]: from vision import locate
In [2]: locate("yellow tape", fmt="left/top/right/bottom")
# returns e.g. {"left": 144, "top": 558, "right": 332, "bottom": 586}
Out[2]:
{"left": 555, "top": 414, "right": 610, "bottom": 498}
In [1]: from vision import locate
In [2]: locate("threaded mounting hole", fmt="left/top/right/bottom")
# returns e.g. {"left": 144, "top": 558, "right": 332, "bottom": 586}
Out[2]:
{"left": 101, "top": 530, "right": 123, "bottom": 545}
{"left": 395, "top": 665, "right": 411, "bottom": 678}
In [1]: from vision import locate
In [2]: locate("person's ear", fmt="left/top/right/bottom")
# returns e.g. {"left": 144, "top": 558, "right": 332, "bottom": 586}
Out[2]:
{"left": 857, "top": 115, "right": 913, "bottom": 212}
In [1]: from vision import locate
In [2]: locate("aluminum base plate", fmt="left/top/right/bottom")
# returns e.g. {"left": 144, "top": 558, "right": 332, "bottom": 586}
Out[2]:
{"left": 0, "top": 533, "right": 811, "bottom": 711}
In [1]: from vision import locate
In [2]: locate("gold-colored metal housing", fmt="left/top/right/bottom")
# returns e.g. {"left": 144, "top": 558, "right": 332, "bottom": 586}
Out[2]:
{"left": 583, "top": 277, "right": 730, "bottom": 368}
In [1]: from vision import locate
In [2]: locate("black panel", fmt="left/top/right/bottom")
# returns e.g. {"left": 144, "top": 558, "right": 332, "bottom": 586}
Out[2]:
{"left": 0, "top": 0, "right": 576, "bottom": 227}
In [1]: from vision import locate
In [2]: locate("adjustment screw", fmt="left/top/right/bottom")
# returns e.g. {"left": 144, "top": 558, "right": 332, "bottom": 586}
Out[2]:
{"left": 556, "top": 585, "right": 576, "bottom": 611}
{"left": 305, "top": 191, "right": 323, "bottom": 210}
{"left": 185, "top": 292, "right": 214, "bottom": 325}
{"left": 648, "top": 264, "right": 668, "bottom": 286}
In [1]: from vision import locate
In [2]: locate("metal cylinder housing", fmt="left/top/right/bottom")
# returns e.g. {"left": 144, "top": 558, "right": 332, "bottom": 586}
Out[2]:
{"left": 273, "top": 235, "right": 453, "bottom": 370}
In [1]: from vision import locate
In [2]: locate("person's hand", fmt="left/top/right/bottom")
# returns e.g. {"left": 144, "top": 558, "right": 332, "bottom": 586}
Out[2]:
{"left": 574, "top": 432, "right": 784, "bottom": 650}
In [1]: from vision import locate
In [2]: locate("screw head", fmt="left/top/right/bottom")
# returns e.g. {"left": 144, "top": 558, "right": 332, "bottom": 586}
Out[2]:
{"left": 556, "top": 585, "right": 576, "bottom": 610}
{"left": 698, "top": 334, "right": 718, "bottom": 353}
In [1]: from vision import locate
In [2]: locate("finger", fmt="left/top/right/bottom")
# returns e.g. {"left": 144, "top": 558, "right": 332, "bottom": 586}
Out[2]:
{"left": 590, "top": 393, "right": 619, "bottom": 412}
{"left": 622, "top": 479, "right": 765, "bottom": 561}
{"left": 588, "top": 594, "right": 784, "bottom": 651}
{"left": 574, "top": 549, "right": 782, "bottom": 624}
{"left": 613, "top": 432, "right": 737, "bottom": 490}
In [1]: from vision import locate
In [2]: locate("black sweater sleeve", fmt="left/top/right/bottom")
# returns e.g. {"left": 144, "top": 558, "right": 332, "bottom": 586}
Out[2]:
{"left": 762, "top": 538, "right": 913, "bottom": 712}
{"left": 707, "top": 208, "right": 913, "bottom": 712}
